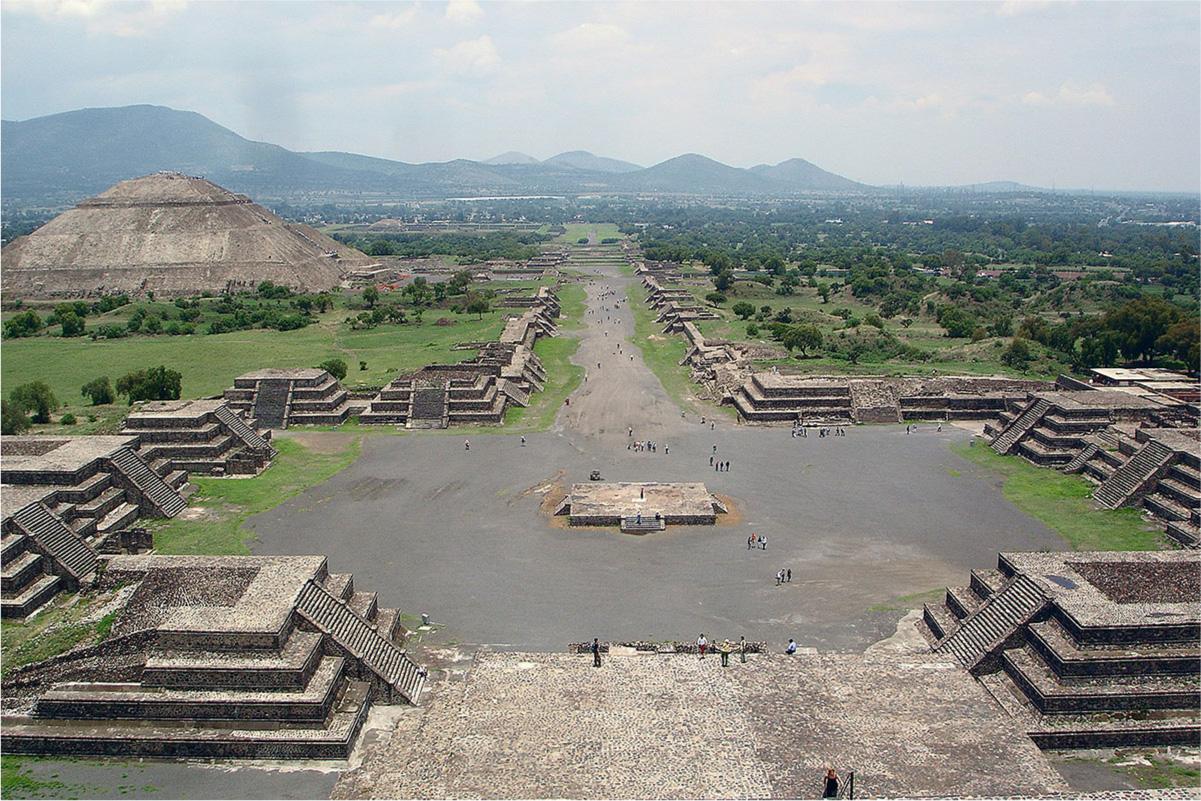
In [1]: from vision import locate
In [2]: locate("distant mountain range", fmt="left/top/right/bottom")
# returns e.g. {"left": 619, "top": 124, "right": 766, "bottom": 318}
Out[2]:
{"left": 2, "top": 104, "right": 1080, "bottom": 205}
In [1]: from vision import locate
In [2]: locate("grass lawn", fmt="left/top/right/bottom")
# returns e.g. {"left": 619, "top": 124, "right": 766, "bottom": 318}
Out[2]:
{"left": 555, "top": 223, "right": 622, "bottom": 244}
{"left": 1, "top": 591, "right": 121, "bottom": 678}
{"left": 950, "top": 441, "right": 1167, "bottom": 551}
{"left": 626, "top": 282, "right": 734, "bottom": 419}
{"left": 150, "top": 436, "right": 362, "bottom": 555}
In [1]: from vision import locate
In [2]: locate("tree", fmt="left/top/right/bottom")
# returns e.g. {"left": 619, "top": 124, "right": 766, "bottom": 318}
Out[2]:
{"left": 782, "top": 324, "right": 823, "bottom": 357}
{"left": 1156, "top": 319, "right": 1200, "bottom": 369}
{"left": 116, "top": 367, "right": 182, "bottom": 404}
{"left": 732, "top": 301, "right": 755, "bottom": 320}
{"left": 466, "top": 297, "right": 490, "bottom": 320}
{"left": 9, "top": 381, "right": 59, "bottom": 423}
{"left": 59, "top": 311, "right": 85, "bottom": 337}
{"left": 818, "top": 285, "right": 831, "bottom": 304}
{"left": 81, "top": 376, "right": 115, "bottom": 406}
{"left": 705, "top": 292, "right": 727, "bottom": 306}
{"left": 2, "top": 399, "right": 31, "bottom": 435}
{"left": 1002, "top": 338, "right": 1033, "bottom": 369}
{"left": 362, "top": 286, "right": 380, "bottom": 308}
{"left": 319, "top": 358, "right": 348, "bottom": 380}
{"left": 713, "top": 270, "right": 734, "bottom": 292}
{"left": 1103, "top": 296, "right": 1181, "bottom": 362}
{"left": 3, "top": 310, "right": 43, "bottom": 338}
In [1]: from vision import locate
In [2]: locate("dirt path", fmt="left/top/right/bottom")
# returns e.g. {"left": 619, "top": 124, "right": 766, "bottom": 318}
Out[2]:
{"left": 554, "top": 259, "right": 688, "bottom": 444}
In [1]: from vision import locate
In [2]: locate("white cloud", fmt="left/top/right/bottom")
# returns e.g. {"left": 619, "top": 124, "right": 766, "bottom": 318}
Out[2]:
{"left": 445, "top": 0, "right": 482, "bottom": 25}
{"left": 370, "top": 7, "right": 417, "bottom": 30}
{"left": 1022, "top": 82, "right": 1115, "bottom": 107}
{"left": 550, "top": 22, "right": 630, "bottom": 51}
{"left": 5, "top": 0, "right": 186, "bottom": 36}
{"left": 997, "top": 1, "right": 1057, "bottom": 17}
{"left": 1058, "top": 81, "right": 1115, "bottom": 106}
{"left": 435, "top": 35, "right": 499, "bottom": 76}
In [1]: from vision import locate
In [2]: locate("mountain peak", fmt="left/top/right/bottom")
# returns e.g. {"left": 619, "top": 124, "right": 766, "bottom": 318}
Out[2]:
{"left": 481, "top": 151, "right": 540, "bottom": 165}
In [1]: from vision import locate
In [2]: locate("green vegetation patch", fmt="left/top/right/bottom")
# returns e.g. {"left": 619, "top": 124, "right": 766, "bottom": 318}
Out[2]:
{"left": 1, "top": 595, "right": 121, "bottom": 678}
{"left": 502, "top": 335, "right": 583, "bottom": 431}
{"left": 950, "top": 441, "right": 1166, "bottom": 551}
{"left": 626, "top": 283, "right": 732, "bottom": 419}
{"left": 151, "top": 436, "right": 361, "bottom": 555}
{"left": 1103, "top": 752, "right": 1201, "bottom": 789}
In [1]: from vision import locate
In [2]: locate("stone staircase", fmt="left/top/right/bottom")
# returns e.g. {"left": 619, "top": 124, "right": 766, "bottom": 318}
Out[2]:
{"left": 9, "top": 503, "right": 99, "bottom": 585}
{"left": 620, "top": 516, "right": 666, "bottom": 533}
{"left": 252, "top": 378, "right": 292, "bottom": 429}
{"left": 991, "top": 398, "right": 1051, "bottom": 455}
{"left": 107, "top": 448, "right": 187, "bottom": 517}
{"left": 407, "top": 383, "right": 449, "bottom": 430}
{"left": 1060, "top": 443, "right": 1099, "bottom": 474}
{"left": 295, "top": 579, "right": 425, "bottom": 704}
{"left": 933, "top": 574, "right": 1048, "bottom": 670}
{"left": 1093, "top": 440, "right": 1174, "bottom": 509}
{"left": 213, "top": 404, "right": 272, "bottom": 451}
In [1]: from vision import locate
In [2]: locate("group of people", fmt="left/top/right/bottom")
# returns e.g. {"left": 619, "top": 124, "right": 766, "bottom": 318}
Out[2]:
{"left": 747, "top": 532, "right": 767, "bottom": 550}
{"left": 790, "top": 422, "right": 848, "bottom": 438}
{"left": 628, "top": 439, "right": 663, "bottom": 453}
{"left": 905, "top": 423, "right": 943, "bottom": 434}
{"left": 712, "top": 458, "right": 732, "bottom": 472}
{"left": 775, "top": 568, "right": 792, "bottom": 585}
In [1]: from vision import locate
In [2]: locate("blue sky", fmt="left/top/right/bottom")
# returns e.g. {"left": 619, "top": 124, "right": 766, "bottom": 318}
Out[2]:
{"left": 2, "top": 0, "right": 1198, "bottom": 190}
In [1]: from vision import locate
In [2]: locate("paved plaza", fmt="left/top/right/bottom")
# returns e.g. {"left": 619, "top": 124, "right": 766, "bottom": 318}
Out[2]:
{"left": 334, "top": 651, "right": 1067, "bottom": 799}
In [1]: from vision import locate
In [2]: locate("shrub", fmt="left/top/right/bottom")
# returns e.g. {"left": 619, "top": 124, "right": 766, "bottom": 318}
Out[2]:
{"left": 746, "top": 323, "right": 760, "bottom": 337}
{"left": 2, "top": 399, "right": 31, "bottom": 435}
{"left": 319, "top": 358, "right": 348, "bottom": 380}
{"left": 116, "top": 367, "right": 182, "bottom": 404}
{"left": 60, "top": 413, "right": 77, "bottom": 425}
{"left": 9, "top": 381, "right": 59, "bottom": 423}
{"left": 732, "top": 301, "right": 755, "bottom": 320}
{"left": 705, "top": 292, "right": 727, "bottom": 306}
{"left": 1002, "top": 338, "right": 1033, "bottom": 369}
{"left": 4, "top": 310, "right": 43, "bottom": 338}
{"left": 81, "top": 376, "right": 115, "bottom": 406}
{"left": 359, "top": 361, "right": 368, "bottom": 371}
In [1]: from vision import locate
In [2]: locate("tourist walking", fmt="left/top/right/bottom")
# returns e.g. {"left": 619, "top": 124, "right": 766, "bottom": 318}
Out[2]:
{"left": 739, "top": 636, "right": 748, "bottom": 663}
{"left": 697, "top": 633, "right": 708, "bottom": 659}
{"left": 464, "top": 439, "right": 470, "bottom": 451}
{"left": 776, "top": 570, "right": 783, "bottom": 586}
{"left": 760, "top": 535, "right": 767, "bottom": 550}
{"left": 786, "top": 568, "right": 792, "bottom": 582}
{"left": 747, "top": 535, "right": 754, "bottom": 550}
{"left": 822, "top": 769, "right": 840, "bottom": 799}
{"left": 520, "top": 436, "right": 526, "bottom": 447}
{"left": 592, "top": 637, "right": 602, "bottom": 668}
{"left": 786, "top": 638, "right": 797, "bottom": 655}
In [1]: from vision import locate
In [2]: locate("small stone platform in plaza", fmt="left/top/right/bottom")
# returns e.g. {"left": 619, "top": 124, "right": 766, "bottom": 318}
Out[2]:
{"left": 554, "top": 482, "right": 727, "bottom": 530}
{"left": 333, "top": 650, "right": 1067, "bottom": 799}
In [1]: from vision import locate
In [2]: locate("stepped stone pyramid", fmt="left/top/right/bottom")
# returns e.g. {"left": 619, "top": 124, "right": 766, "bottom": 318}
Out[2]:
{"left": 360, "top": 287, "right": 560, "bottom": 428}
{"left": 0, "top": 171, "right": 377, "bottom": 299}
{"left": 921, "top": 550, "right": 1200, "bottom": 749}
{"left": 122, "top": 398, "right": 276, "bottom": 476}
{"left": 2, "top": 554, "right": 425, "bottom": 759}
{"left": 2, "top": 435, "right": 186, "bottom": 619}
{"left": 223, "top": 368, "right": 358, "bottom": 429}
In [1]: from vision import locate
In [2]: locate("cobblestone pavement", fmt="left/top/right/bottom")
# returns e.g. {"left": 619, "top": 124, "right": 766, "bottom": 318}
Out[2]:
{"left": 333, "top": 651, "right": 1066, "bottom": 799}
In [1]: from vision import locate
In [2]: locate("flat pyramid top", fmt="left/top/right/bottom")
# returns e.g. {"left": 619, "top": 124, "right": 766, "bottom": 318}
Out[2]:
{"left": 83, "top": 172, "right": 245, "bottom": 206}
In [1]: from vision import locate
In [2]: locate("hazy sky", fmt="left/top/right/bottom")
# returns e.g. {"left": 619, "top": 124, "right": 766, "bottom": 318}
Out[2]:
{"left": 2, "top": 0, "right": 1198, "bottom": 191}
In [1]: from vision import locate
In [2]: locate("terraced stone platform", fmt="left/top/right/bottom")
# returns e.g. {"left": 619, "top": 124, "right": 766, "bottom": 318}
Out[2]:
{"left": 922, "top": 550, "right": 1201, "bottom": 749}
{"left": 554, "top": 482, "right": 727, "bottom": 528}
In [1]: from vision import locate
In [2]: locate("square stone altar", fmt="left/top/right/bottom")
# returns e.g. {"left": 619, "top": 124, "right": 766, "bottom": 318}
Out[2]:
{"left": 554, "top": 482, "right": 727, "bottom": 529}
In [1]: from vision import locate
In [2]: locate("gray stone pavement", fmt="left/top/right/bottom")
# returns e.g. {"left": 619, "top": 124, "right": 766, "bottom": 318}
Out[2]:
{"left": 333, "top": 651, "right": 1068, "bottom": 799}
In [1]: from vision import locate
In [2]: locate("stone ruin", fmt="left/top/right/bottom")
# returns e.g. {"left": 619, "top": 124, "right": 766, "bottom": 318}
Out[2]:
{"left": 2, "top": 554, "right": 425, "bottom": 759}
{"left": 2, "top": 436, "right": 186, "bottom": 619}
{"left": 0, "top": 172, "right": 378, "bottom": 299}
{"left": 359, "top": 288, "right": 560, "bottom": 428}
{"left": 921, "top": 550, "right": 1199, "bottom": 749}
{"left": 985, "top": 383, "right": 1200, "bottom": 547}
{"left": 224, "top": 368, "right": 360, "bottom": 429}
{"left": 554, "top": 482, "right": 728, "bottom": 532}
{"left": 122, "top": 398, "right": 276, "bottom": 476}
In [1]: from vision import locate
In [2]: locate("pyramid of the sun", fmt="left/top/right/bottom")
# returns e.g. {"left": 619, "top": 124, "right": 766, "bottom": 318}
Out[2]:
{"left": 1, "top": 172, "right": 377, "bottom": 298}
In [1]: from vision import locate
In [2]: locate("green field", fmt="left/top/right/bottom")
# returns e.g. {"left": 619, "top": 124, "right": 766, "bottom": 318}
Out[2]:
{"left": 950, "top": 441, "right": 1168, "bottom": 551}
{"left": 626, "top": 282, "right": 734, "bottom": 419}
{"left": 150, "top": 436, "right": 362, "bottom": 555}
{"left": 555, "top": 223, "right": 622, "bottom": 244}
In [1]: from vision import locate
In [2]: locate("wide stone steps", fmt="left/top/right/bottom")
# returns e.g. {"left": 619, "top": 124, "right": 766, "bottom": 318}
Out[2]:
{"left": 1060, "top": 443, "right": 1099, "bottom": 474}
{"left": 1026, "top": 619, "right": 1201, "bottom": 678}
{"left": 1165, "top": 519, "right": 1200, "bottom": 548}
{"left": 141, "top": 630, "right": 325, "bottom": 690}
{"left": 1144, "top": 493, "right": 1198, "bottom": 524}
{"left": 108, "top": 447, "right": 187, "bottom": 517}
{"left": 10, "top": 503, "right": 99, "bottom": 583}
{"left": 620, "top": 516, "right": 666, "bottom": 533}
{"left": 2, "top": 551, "right": 44, "bottom": 593}
{"left": 2, "top": 680, "right": 371, "bottom": 759}
{"left": 74, "top": 486, "right": 127, "bottom": 519}
{"left": 969, "top": 568, "right": 1005, "bottom": 599}
{"left": 252, "top": 379, "right": 292, "bottom": 429}
{"left": 935, "top": 574, "right": 1047, "bottom": 670}
{"left": 944, "top": 585, "right": 983, "bottom": 620}
{"left": 1002, "top": 646, "right": 1201, "bottom": 715}
{"left": 36, "top": 656, "right": 346, "bottom": 721}
{"left": 1, "top": 574, "right": 61, "bottom": 618}
{"left": 295, "top": 580, "right": 424, "bottom": 704}
{"left": 1157, "top": 477, "right": 1201, "bottom": 508}
{"left": 991, "top": 398, "right": 1051, "bottom": 455}
{"left": 96, "top": 503, "right": 141, "bottom": 535}
{"left": 1093, "top": 440, "right": 1174, "bottom": 509}
{"left": 214, "top": 404, "right": 273, "bottom": 451}
{"left": 1, "top": 533, "right": 29, "bottom": 562}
